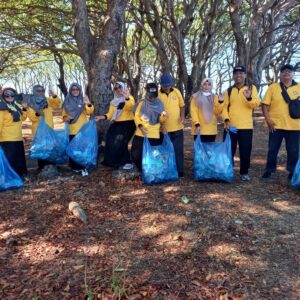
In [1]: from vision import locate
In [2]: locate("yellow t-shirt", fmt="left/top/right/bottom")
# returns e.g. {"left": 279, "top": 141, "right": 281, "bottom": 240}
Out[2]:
{"left": 190, "top": 94, "right": 223, "bottom": 135}
{"left": 134, "top": 100, "right": 167, "bottom": 139}
{"left": 62, "top": 104, "right": 94, "bottom": 135}
{"left": 27, "top": 96, "right": 62, "bottom": 136}
{"left": 0, "top": 105, "right": 28, "bottom": 142}
{"left": 222, "top": 85, "right": 260, "bottom": 129}
{"left": 105, "top": 96, "right": 135, "bottom": 121}
{"left": 158, "top": 88, "right": 185, "bottom": 132}
{"left": 261, "top": 82, "right": 300, "bottom": 130}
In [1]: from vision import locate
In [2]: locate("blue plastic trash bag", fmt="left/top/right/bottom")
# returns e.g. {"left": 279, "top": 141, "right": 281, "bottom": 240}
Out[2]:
{"left": 194, "top": 132, "right": 234, "bottom": 183}
{"left": 29, "top": 117, "right": 69, "bottom": 164}
{"left": 291, "top": 156, "right": 300, "bottom": 188}
{"left": 0, "top": 146, "right": 24, "bottom": 191}
{"left": 66, "top": 119, "right": 98, "bottom": 168}
{"left": 142, "top": 135, "right": 179, "bottom": 185}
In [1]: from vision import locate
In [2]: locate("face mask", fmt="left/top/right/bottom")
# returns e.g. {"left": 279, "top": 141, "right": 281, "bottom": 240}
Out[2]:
{"left": 203, "top": 92, "right": 211, "bottom": 96}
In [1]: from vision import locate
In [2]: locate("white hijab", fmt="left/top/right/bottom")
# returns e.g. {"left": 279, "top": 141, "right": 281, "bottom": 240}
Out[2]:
{"left": 111, "top": 81, "right": 127, "bottom": 121}
{"left": 193, "top": 78, "right": 214, "bottom": 123}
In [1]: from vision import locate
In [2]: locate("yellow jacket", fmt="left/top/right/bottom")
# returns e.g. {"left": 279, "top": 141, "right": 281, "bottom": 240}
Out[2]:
{"left": 0, "top": 105, "right": 28, "bottom": 142}
{"left": 262, "top": 82, "right": 300, "bottom": 130}
{"left": 222, "top": 85, "right": 260, "bottom": 129}
{"left": 134, "top": 100, "right": 167, "bottom": 139}
{"left": 158, "top": 88, "right": 185, "bottom": 132}
{"left": 105, "top": 96, "right": 135, "bottom": 121}
{"left": 27, "top": 96, "right": 61, "bottom": 136}
{"left": 62, "top": 104, "right": 94, "bottom": 135}
{"left": 190, "top": 94, "right": 223, "bottom": 135}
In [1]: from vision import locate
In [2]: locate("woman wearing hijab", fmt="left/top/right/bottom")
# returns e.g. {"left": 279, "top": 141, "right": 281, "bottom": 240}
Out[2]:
{"left": 0, "top": 88, "right": 28, "bottom": 177}
{"left": 94, "top": 81, "right": 136, "bottom": 169}
{"left": 131, "top": 83, "right": 168, "bottom": 171}
{"left": 26, "top": 84, "right": 61, "bottom": 169}
{"left": 62, "top": 83, "right": 94, "bottom": 176}
{"left": 190, "top": 78, "right": 224, "bottom": 142}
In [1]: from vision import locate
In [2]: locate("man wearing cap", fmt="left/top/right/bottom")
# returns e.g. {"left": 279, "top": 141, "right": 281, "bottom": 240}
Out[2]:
{"left": 222, "top": 66, "right": 260, "bottom": 181}
{"left": 262, "top": 64, "right": 300, "bottom": 180}
{"left": 131, "top": 83, "right": 167, "bottom": 171}
{"left": 158, "top": 73, "right": 185, "bottom": 177}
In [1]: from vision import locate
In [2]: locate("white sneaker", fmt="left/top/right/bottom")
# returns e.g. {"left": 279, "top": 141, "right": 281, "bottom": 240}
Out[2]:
{"left": 81, "top": 169, "right": 89, "bottom": 177}
{"left": 240, "top": 174, "right": 250, "bottom": 181}
{"left": 122, "top": 163, "right": 133, "bottom": 170}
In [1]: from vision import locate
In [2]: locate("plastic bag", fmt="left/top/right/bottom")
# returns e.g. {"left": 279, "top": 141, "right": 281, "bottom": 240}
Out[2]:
{"left": 66, "top": 119, "right": 98, "bottom": 168}
{"left": 0, "top": 146, "right": 24, "bottom": 191}
{"left": 194, "top": 132, "right": 234, "bottom": 183}
{"left": 29, "top": 117, "right": 69, "bottom": 164}
{"left": 142, "top": 135, "right": 179, "bottom": 185}
{"left": 291, "top": 156, "right": 300, "bottom": 188}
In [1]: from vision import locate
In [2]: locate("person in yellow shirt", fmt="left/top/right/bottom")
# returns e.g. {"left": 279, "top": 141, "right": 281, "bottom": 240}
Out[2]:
{"left": 0, "top": 88, "right": 28, "bottom": 177}
{"left": 62, "top": 83, "right": 94, "bottom": 176}
{"left": 158, "top": 73, "right": 185, "bottom": 177}
{"left": 222, "top": 66, "right": 260, "bottom": 181}
{"left": 95, "top": 81, "right": 136, "bottom": 169}
{"left": 261, "top": 64, "right": 300, "bottom": 180}
{"left": 190, "top": 78, "right": 224, "bottom": 142}
{"left": 131, "top": 83, "right": 167, "bottom": 171}
{"left": 25, "top": 84, "right": 62, "bottom": 170}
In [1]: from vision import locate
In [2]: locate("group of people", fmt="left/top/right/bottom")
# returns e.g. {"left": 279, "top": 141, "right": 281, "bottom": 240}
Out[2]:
{"left": 0, "top": 63, "right": 299, "bottom": 184}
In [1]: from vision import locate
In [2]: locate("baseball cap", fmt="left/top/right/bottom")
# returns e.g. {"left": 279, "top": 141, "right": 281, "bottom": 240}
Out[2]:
{"left": 280, "top": 64, "right": 294, "bottom": 72}
{"left": 233, "top": 66, "right": 246, "bottom": 74}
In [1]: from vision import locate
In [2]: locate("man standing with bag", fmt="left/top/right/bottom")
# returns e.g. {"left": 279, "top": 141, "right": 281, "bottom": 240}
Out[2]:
{"left": 158, "top": 73, "right": 185, "bottom": 177}
{"left": 261, "top": 64, "right": 300, "bottom": 180}
{"left": 222, "top": 66, "right": 260, "bottom": 181}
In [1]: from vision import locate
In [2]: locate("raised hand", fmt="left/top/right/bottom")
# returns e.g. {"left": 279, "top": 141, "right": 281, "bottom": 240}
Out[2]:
{"left": 243, "top": 86, "right": 252, "bottom": 99}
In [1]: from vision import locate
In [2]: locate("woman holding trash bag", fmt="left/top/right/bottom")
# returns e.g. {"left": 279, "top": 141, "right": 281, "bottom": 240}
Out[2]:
{"left": 0, "top": 88, "right": 28, "bottom": 177}
{"left": 94, "top": 81, "right": 136, "bottom": 170}
{"left": 26, "top": 85, "right": 61, "bottom": 169}
{"left": 131, "top": 83, "right": 168, "bottom": 171}
{"left": 190, "top": 78, "right": 224, "bottom": 142}
{"left": 62, "top": 83, "right": 94, "bottom": 176}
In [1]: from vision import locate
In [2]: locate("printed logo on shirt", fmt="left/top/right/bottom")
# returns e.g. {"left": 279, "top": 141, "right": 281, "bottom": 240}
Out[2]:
{"left": 172, "top": 96, "right": 177, "bottom": 101}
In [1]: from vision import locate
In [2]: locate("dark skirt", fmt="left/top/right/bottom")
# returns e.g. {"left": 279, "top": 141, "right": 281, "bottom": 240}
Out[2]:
{"left": 131, "top": 135, "right": 162, "bottom": 171}
{"left": 69, "top": 135, "right": 84, "bottom": 171}
{"left": 0, "top": 141, "right": 27, "bottom": 177}
{"left": 102, "top": 120, "right": 136, "bottom": 169}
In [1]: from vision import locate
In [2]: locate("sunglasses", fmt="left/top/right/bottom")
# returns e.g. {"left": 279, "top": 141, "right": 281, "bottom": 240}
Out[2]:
{"left": 4, "top": 93, "right": 15, "bottom": 98}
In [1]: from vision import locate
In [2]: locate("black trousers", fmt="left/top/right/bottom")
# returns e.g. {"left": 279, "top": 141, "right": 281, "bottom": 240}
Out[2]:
{"left": 265, "top": 129, "right": 300, "bottom": 174}
{"left": 131, "top": 135, "right": 162, "bottom": 171}
{"left": 168, "top": 129, "right": 184, "bottom": 176}
{"left": 224, "top": 129, "right": 253, "bottom": 175}
{"left": 0, "top": 141, "right": 27, "bottom": 177}
{"left": 193, "top": 134, "right": 216, "bottom": 142}
{"left": 69, "top": 135, "right": 83, "bottom": 171}
{"left": 102, "top": 120, "right": 135, "bottom": 169}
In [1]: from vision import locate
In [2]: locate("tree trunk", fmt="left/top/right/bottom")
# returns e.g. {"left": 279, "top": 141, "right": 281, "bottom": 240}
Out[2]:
{"left": 72, "top": 0, "right": 127, "bottom": 120}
